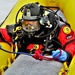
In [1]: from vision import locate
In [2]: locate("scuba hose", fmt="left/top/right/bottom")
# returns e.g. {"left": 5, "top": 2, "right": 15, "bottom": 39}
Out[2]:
{"left": 0, "top": 44, "right": 62, "bottom": 61}
{"left": 0, "top": 45, "right": 33, "bottom": 56}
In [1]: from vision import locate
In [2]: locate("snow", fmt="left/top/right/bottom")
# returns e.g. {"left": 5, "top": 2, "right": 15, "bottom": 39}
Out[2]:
{"left": 0, "top": 0, "right": 17, "bottom": 24}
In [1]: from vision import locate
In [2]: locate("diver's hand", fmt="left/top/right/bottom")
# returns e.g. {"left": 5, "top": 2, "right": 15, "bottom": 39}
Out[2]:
{"left": 33, "top": 50, "right": 43, "bottom": 60}
{"left": 52, "top": 49, "right": 68, "bottom": 61}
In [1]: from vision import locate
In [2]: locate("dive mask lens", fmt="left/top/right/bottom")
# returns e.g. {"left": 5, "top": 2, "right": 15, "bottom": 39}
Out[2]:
{"left": 22, "top": 21, "right": 40, "bottom": 32}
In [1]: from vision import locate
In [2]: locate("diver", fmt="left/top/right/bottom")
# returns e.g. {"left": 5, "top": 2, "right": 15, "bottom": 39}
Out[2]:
{"left": 0, "top": 2, "right": 75, "bottom": 65}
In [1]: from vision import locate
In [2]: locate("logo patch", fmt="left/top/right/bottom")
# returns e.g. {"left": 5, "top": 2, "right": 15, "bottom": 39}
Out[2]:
{"left": 66, "top": 35, "right": 72, "bottom": 39}
{"left": 63, "top": 26, "right": 71, "bottom": 34}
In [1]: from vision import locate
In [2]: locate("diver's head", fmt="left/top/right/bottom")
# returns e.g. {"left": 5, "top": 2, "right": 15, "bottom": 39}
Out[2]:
{"left": 22, "top": 3, "right": 41, "bottom": 34}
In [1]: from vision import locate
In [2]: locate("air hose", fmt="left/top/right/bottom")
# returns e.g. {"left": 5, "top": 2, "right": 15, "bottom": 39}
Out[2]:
{"left": 0, "top": 45, "right": 62, "bottom": 61}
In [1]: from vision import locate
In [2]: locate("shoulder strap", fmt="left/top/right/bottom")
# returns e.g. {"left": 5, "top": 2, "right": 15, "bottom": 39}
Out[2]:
{"left": 6, "top": 24, "right": 15, "bottom": 37}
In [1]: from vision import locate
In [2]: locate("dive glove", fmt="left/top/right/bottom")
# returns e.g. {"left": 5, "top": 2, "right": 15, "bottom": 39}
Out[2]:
{"left": 52, "top": 49, "right": 68, "bottom": 61}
